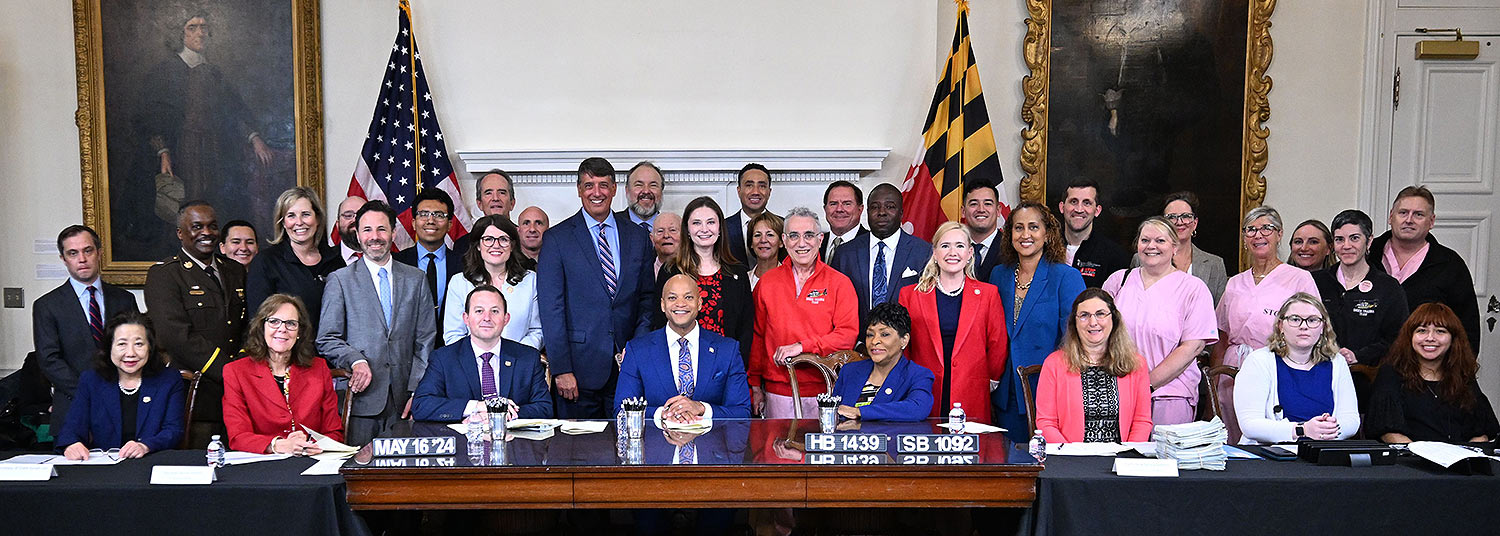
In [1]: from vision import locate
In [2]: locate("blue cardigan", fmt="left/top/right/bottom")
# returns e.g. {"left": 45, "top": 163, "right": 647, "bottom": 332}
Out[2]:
{"left": 990, "top": 261, "right": 1085, "bottom": 434}
{"left": 831, "top": 357, "right": 934, "bottom": 422}
{"left": 55, "top": 368, "right": 185, "bottom": 453}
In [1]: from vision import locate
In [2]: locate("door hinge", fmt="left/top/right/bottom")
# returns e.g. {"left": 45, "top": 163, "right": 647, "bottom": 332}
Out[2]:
{"left": 1394, "top": 67, "right": 1401, "bottom": 110}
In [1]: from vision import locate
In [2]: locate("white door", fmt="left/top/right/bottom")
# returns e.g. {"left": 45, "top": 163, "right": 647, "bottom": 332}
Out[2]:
{"left": 1387, "top": 31, "right": 1500, "bottom": 414}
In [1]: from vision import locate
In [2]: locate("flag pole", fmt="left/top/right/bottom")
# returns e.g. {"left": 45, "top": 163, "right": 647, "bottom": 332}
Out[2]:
{"left": 401, "top": 0, "right": 422, "bottom": 194}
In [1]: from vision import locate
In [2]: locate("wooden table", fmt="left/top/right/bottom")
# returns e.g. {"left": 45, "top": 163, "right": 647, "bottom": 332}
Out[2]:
{"left": 343, "top": 419, "right": 1041, "bottom": 510}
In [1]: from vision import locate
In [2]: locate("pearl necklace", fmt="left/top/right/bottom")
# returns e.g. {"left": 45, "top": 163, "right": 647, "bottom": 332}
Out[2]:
{"left": 119, "top": 382, "right": 139, "bottom": 395}
{"left": 937, "top": 279, "right": 964, "bottom": 297}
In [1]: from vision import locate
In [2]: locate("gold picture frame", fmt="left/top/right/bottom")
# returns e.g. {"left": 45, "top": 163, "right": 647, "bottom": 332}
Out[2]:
{"left": 1019, "top": 0, "right": 1275, "bottom": 268}
{"left": 74, "top": 0, "right": 324, "bottom": 285}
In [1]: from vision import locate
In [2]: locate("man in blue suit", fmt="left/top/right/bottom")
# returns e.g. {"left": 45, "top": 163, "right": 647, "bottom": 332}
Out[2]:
{"left": 830, "top": 184, "right": 933, "bottom": 331}
{"left": 538, "top": 157, "right": 656, "bottom": 418}
{"left": 394, "top": 188, "right": 466, "bottom": 345}
{"left": 615, "top": 274, "right": 752, "bottom": 422}
{"left": 412, "top": 285, "right": 552, "bottom": 421}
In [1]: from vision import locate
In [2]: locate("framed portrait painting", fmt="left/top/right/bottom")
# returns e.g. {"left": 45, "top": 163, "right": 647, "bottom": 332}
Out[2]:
{"left": 1019, "top": 0, "right": 1275, "bottom": 267}
{"left": 74, "top": 0, "right": 323, "bottom": 285}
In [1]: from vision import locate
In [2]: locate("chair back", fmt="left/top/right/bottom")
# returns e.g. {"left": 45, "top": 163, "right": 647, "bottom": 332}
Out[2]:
{"left": 329, "top": 368, "right": 355, "bottom": 436}
{"left": 1017, "top": 365, "right": 1043, "bottom": 435}
{"left": 178, "top": 369, "right": 201, "bottom": 449}
{"left": 1201, "top": 365, "right": 1239, "bottom": 420}
{"left": 1348, "top": 364, "right": 1378, "bottom": 384}
{"left": 785, "top": 350, "right": 867, "bottom": 419}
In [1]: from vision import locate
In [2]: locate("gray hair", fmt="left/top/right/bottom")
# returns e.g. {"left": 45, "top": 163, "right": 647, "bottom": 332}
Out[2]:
{"left": 1242, "top": 205, "right": 1283, "bottom": 231}
{"left": 783, "top": 206, "right": 823, "bottom": 233}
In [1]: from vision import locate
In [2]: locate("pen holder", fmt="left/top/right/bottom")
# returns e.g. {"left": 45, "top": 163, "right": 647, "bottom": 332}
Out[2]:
{"left": 818, "top": 405, "right": 838, "bottom": 434}
{"left": 623, "top": 436, "right": 644, "bottom": 465}
{"left": 487, "top": 438, "right": 508, "bottom": 466}
{"left": 488, "top": 411, "right": 509, "bottom": 441}
{"left": 626, "top": 409, "right": 645, "bottom": 439}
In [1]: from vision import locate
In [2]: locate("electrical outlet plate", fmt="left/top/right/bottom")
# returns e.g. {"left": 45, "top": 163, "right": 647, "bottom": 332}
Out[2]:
{"left": 3, "top": 288, "right": 23, "bottom": 308}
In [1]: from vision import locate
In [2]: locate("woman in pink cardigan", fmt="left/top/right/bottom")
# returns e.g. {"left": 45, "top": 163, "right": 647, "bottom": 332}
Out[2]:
{"left": 1035, "top": 289, "right": 1154, "bottom": 443}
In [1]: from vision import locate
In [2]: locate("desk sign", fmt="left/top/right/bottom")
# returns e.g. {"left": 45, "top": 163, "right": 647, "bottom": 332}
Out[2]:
{"left": 804, "top": 433, "right": 889, "bottom": 453}
{"left": 899, "top": 454, "right": 979, "bottom": 465}
{"left": 150, "top": 466, "right": 216, "bottom": 485}
{"left": 896, "top": 434, "right": 979, "bottom": 454}
{"left": 371, "top": 436, "right": 457, "bottom": 457}
{"left": 369, "top": 456, "right": 457, "bottom": 468}
{"left": 806, "top": 453, "right": 889, "bottom": 465}
{"left": 0, "top": 463, "right": 57, "bottom": 481}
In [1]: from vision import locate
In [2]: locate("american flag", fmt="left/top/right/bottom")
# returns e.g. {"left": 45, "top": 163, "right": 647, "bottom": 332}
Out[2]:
{"left": 345, "top": 0, "right": 470, "bottom": 250}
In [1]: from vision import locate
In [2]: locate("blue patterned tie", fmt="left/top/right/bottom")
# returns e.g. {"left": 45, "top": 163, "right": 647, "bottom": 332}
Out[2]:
{"left": 677, "top": 438, "right": 697, "bottom": 464}
{"left": 597, "top": 222, "right": 618, "bottom": 298}
{"left": 677, "top": 338, "right": 694, "bottom": 397}
{"left": 872, "top": 242, "right": 889, "bottom": 306}
{"left": 378, "top": 267, "right": 393, "bottom": 326}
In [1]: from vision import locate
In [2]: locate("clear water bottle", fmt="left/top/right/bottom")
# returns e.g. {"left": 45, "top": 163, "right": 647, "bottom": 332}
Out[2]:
{"left": 947, "top": 402, "right": 966, "bottom": 432}
{"left": 465, "top": 409, "right": 488, "bottom": 443}
{"left": 206, "top": 434, "right": 226, "bottom": 468}
{"left": 1028, "top": 430, "right": 1047, "bottom": 463}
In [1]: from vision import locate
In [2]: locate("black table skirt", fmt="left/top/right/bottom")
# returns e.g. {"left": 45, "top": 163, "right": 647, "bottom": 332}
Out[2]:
{"left": 1033, "top": 455, "right": 1500, "bottom": 535}
{"left": 0, "top": 450, "right": 366, "bottom": 535}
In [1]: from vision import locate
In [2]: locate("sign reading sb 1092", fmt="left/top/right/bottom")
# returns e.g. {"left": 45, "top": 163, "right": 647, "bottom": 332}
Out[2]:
{"left": 896, "top": 434, "right": 979, "bottom": 454}
{"left": 371, "top": 436, "right": 457, "bottom": 457}
{"left": 804, "top": 433, "right": 889, "bottom": 453}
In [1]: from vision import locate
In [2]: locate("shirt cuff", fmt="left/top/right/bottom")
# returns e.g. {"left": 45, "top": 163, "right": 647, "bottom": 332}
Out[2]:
{"left": 463, "top": 400, "right": 482, "bottom": 417}
{"left": 351, "top": 359, "right": 369, "bottom": 369}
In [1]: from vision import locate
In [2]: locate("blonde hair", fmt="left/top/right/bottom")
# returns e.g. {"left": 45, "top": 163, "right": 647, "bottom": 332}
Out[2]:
{"left": 1265, "top": 292, "right": 1340, "bottom": 363}
{"left": 269, "top": 187, "right": 328, "bottom": 245}
{"left": 1135, "top": 216, "right": 1180, "bottom": 250}
{"left": 1060, "top": 289, "right": 1139, "bottom": 376}
{"left": 915, "top": 222, "right": 976, "bottom": 292}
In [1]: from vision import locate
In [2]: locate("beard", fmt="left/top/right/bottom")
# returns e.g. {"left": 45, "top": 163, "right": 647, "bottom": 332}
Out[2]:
{"left": 341, "top": 228, "right": 361, "bottom": 250}
{"left": 629, "top": 201, "right": 659, "bottom": 219}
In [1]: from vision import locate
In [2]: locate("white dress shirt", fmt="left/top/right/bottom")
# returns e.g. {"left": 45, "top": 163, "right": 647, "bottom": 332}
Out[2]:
{"left": 655, "top": 324, "right": 713, "bottom": 422}
{"left": 972, "top": 228, "right": 998, "bottom": 261}
{"left": 463, "top": 338, "right": 505, "bottom": 416}
{"left": 68, "top": 277, "right": 104, "bottom": 321}
{"left": 867, "top": 232, "right": 902, "bottom": 304}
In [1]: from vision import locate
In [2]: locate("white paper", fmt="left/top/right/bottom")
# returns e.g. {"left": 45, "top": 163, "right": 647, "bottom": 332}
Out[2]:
{"left": 1112, "top": 458, "right": 1180, "bottom": 477}
{"left": 510, "top": 427, "right": 555, "bottom": 441}
{"left": 223, "top": 452, "right": 291, "bottom": 465}
{"left": 1046, "top": 442, "right": 1133, "bottom": 456}
{"left": 0, "top": 463, "right": 57, "bottom": 480}
{"left": 445, "top": 423, "right": 467, "bottom": 434}
{"left": 304, "top": 427, "right": 358, "bottom": 453}
{"left": 1409, "top": 441, "right": 1489, "bottom": 468}
{"left": 936, "top": 422, "right": 1005, "bottom": 434}
{"left": 661, "top": 419, "right": 713, "bottom": 433}
{"left": 301, "top": 458, "right": 346, "bottom": 476}
{"left": 150, "top": 465, "right": 216, "bottom": 485}
{"left": 50, "top": 455, "right": 125, "bottom": 466}
{"left": 507, "top": 418, "right": 565, "bottom": 430}
{"left": 1125, "top": 442, "right": 1157, "bottom": 457}
{"left": 1, "top": 454, "right": 60, "bottom": 464}
{"left": 559, "top": 421, "right": 610, "bottom": 434}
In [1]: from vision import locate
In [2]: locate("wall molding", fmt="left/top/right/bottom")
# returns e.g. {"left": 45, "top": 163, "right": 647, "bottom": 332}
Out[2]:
{"left": 455, "top": 148, "right": 891, "bottom": 184}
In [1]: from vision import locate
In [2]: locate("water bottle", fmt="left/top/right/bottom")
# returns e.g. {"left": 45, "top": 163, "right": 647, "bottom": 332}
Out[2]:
{"left": 465, "top": 409, "right": 488, "bottom": 443}
{"left": 206, "top": 434, "right": 226, "bottom": 468}
{"left": 1028, "top": 430, "right": 1047, "bottom": 463}
{"left": 947, "top": 402, "right": 966, "bottom": 432}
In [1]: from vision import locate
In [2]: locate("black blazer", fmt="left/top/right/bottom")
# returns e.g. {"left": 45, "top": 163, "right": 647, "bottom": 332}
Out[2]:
{"left": 821, "top": 227, "right": 868, "bottom": 262}
{"left": 1367, "top": 232, "right": 1482, "bottom": 351}
{"left": 648, "top": 263, "right": 755, "bottom": 368}
{"left": 396, "top": 244, "right": 466, "bottom": 346}
{"left": 32, "top": 280, "right": 139, "bottom": 429}
{"left": 973, "top": 233, "right": 1004, "bottom": 284}
{"left": 244, "top": 240, "right": 344, "bottom": 331}
{"left": 724, "top": 210, "right": 780, "bottom": 266}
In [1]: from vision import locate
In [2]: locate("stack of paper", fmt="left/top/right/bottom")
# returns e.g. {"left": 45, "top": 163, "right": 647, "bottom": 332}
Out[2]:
{"left": 1151, "top": 417, "right": 1228, "bottom": 471}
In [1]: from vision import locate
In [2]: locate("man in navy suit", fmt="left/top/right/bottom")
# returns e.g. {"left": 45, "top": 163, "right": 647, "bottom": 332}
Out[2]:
{"left": 538, "top": 157, "right": 656, "bottom": 418}
{"left": 395, "top": 188, "right": 465, "bottom": 344}
{"left": 963, "top": 182, "right": 1006, "bottom": 283}
{"left": 616, "top": 161, "right": 665, "bottom": 231}
{"left": 412, "top": 285, "right": 552, "bottom": 421}
{"left": 724, "top": 163, "right": 776, "bottom": 264}
{"left": 615, "top": 274, "right": 752, "bottom": 422}
{"left": 33, "top": 225, "right": 140, "bottom": 432}
{"left": 830, "top": 184, "right": 933, "bottom": 330}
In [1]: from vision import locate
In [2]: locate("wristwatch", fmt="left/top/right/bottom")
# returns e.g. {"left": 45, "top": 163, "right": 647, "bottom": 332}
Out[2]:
{"left": 1295, "top": 423, "right": 1306, "bottom": 439}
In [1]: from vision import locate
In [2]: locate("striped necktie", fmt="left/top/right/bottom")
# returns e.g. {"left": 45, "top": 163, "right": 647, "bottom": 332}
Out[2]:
{"left": 597, "top": 222, "right": 618, "bottom": 298}
{"left": 87, "top": 285, "right": 104, "bottom": 349}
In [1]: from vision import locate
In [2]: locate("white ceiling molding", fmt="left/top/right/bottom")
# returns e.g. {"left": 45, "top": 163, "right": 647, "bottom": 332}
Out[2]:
{"left": 455, "top": 148, "right": 891, "bottom": 184}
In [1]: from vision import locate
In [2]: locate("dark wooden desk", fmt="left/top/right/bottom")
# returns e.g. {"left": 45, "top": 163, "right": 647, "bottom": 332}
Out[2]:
{"left": 342, "top": 419, "right": 1041, "bottom": 510}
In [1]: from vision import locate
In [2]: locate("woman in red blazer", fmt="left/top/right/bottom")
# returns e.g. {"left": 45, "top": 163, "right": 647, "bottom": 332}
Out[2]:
{"left": 223, "top": 293, "right": 343, "bottom": 454}
{"left": 899, "top": 222, "right": 1009, "bottom": 424}
{"left": 1035, "top": 289, "right": 1154, "bottom": 443}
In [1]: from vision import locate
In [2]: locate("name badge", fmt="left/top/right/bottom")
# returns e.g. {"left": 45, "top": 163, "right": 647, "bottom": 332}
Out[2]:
{"left": 189, "top": 289, "right": 206, "bottom": 296}
{"left": 150, "top": 465, "right": 217, "bottom": 485}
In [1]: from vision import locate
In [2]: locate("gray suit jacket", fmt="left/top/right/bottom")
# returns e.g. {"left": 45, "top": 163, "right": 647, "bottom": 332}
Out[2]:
{"left": 316, "top": 258, "right": 436, "bottom": 416}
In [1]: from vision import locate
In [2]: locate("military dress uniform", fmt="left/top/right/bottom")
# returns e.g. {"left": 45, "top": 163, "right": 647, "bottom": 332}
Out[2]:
{"left": 144, "top": 251, "right": 247, "bottom": 448}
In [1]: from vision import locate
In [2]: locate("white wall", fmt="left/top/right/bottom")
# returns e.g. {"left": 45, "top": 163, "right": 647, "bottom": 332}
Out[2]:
{"left": 0, "top": 0, "right": 1369, "bottom": 369}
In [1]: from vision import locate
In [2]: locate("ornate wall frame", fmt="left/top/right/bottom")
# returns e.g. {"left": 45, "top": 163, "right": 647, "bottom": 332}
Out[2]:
{"left": 1019, "top": 0, "right": 1276, "bottom": 268}
{"left": 73, "top": 0, "right": 324, "bottom": 285}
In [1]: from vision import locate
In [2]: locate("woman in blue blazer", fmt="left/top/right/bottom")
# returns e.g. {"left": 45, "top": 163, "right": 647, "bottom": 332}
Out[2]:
{"left": 990, "top": 203, "right": 1086, "bottom": 438}
{"left": 57, "top": 312, "right": 185, "bottom": 460}
{"left": 833, "top": 303, "right": 934, "bottom": 422}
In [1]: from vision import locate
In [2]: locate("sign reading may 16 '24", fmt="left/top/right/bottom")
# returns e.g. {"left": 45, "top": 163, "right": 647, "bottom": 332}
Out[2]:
{"left": 73, "top": 0, "right": 324, "bottom": 285}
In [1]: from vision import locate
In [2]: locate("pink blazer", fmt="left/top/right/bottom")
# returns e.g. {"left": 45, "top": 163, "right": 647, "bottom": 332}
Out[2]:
{"left": 1035, "top": 350, "right": 1154, "bottom": 443}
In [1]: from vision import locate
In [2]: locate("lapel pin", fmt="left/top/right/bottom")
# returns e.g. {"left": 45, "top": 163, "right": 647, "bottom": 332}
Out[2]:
{"left": 708, "top": 347, "right": 715, "bottom": 353}
{"left": 974, "top": 289, "right": 980, "bottom": 295}
{"left": 504, "top": 361, "right": 512, "bottom": 367}
{"left": 182, "top": 261, "right": 193, "bottom": 268}
{"left": 884, "top": 388, "right": 893, "bottom": 395}
{"left": 142, "top": 396, "right": 152, "bottom": 404}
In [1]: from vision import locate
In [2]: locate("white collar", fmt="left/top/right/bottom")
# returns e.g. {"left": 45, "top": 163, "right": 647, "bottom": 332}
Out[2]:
{"left": 667, "top": 323, "right": 701, "bottom": 349}
{"left": 362, "top": 254, "right": 393, "bottom": 274}
{"left": 470, "top": 337, "right": 504, "bottom": 359}
{"left": 178, "top": 47, "right": 206, "bottom": 68}
{"left": 833, "top": 226, "right": 862, "bottom": 242}
{"left": 68, "top": 277, "right": 101, "bottom": 296}
{"left": 972, "top": 228, "right": 998, "bottom": 249}
{"left": 870, "top": 232, "right": 901, "bottom": 252}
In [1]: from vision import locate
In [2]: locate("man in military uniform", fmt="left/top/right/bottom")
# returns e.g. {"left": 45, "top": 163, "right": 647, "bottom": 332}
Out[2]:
{"left": 145, "top": 200, "right": 247, "bottom": 448}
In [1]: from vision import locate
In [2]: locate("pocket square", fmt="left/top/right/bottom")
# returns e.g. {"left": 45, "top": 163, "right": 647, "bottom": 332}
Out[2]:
{"left": 901, "top": 267, "right": 919, "bottom": 278}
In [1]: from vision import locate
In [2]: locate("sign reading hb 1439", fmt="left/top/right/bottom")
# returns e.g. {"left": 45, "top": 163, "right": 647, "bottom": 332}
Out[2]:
{"left": 804, "top": 433, "right": 889, "bottom": 452}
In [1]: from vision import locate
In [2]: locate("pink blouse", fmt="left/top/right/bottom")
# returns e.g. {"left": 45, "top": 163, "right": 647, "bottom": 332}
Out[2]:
{"left": 1103, "top": 269, "right": 1219, "bottom": 400}
{"left": 1216, "top": 264, "right": 1320, "bottom": 366}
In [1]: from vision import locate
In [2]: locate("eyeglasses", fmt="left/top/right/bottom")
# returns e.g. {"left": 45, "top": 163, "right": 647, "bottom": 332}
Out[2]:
{"left": 1164, "top": 213, "right": 1197, "bottom": 223}
{"left": 265, "top": 317, "right": 301, "bottom": 331}
{"left": 1281, "top": 315, "right": 1324, "bottom": 328}
{"left": 1076, "top": 310, "right": 1113, "bottom": 321}
{"left": 415, "top": 210, "right": 450, "bottom": 221}
{"left": 478, "top": 235, "right": 511, "bottom": 247}
{"left": 783, "top": 231, "right": 820, "bottom": 243}
{"left": 88, "top": 448, "right": 122, "bottom": 460}
{"left": 1243, "top": 224, "right": 1280, "bottom": 237}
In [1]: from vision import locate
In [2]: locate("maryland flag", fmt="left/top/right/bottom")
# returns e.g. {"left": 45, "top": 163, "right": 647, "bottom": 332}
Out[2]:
{"left": 901, "top": 1, "right": 1011, "bottom": 241}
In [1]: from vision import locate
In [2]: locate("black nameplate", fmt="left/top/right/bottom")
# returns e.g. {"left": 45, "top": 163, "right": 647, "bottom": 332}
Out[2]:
{"left": 370, "top": 436, "right": 457, "bottom": 457}
{"left": 898, "top": 454, "right": 979, "bottom": 465}
{"left": 895, "top": 434, "right": 979, "bottom": 454}
{"left": 806, "top": 452, "right": 889, "bottom": 465}
{"left": 804, "top": 433, "right": 889, "bottom": 453}
{"left": 369, "top": 456, "right": 457, "bottom": 467}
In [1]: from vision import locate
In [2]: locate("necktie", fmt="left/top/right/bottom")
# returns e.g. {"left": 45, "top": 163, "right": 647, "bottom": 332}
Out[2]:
{"left": 86, "top": 285, "right": 104, "bottom": 349}
{"left": 677, "top": 338, "right": 695, "bottom": 397}
{"left": 203, "top": 261, "right": 222, "bottom": 294}
{"left": 424, "top": 253, "right": 439, "bottom": 328}
{"left": 872, "top": 242, "right": 889, "bottom": 306}
{"left": 973, "top": 242, "right": 985, "bottom": 262}
{"left": 828, "top": 236, "right": 844, "bottom": 262}
{"left": 677, "top": 439, "right": 697, "bottom": 465}
{"left": 479, "top": 352, "right": 498, "bottom": 399}
{"left": 640, "top": 221, "right": 651, "bottom": 232}
{"left": 378, "top": 267, "right": 393, "bottom": 326}
{"left": 597, "top": 222, "right": 618, "bottom": 298}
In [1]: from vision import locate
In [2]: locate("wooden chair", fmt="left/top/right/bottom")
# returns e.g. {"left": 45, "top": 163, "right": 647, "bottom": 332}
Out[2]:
{"left": 785, "top": 349, "right": 867, "bottom": 418}
{"left": 1017, "top": 364, "right": 1043, "bottom": 435}
{"left": 178, "top": 370, "right": 202, "bottom": 449}
{"left": 1348, "top": 364, "right": 1378, "bottom": 385}
{"left": 1201, "top": 365, "right": 1239, "bottom": 421}
{"left": 329, "top": 368, "right": 355, "bottom": 435}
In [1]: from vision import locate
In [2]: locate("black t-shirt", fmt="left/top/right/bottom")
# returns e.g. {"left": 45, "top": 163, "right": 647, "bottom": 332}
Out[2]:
{"left": 1366, "top": 365, "right": 1500, "bottom": 442}
{"left": 1071, "top": 234, "right": 1132, "bottom": 289}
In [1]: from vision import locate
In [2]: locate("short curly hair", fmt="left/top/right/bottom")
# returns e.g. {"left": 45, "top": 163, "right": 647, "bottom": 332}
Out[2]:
{"left": 866, "top": 302, "right": 912, "bottom": 338}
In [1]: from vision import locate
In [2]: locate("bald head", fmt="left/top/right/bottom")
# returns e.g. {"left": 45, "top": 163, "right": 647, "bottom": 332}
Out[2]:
{"left": 337, "top": 196, "right": 366, "bottom": 248}
{"left": 517, "top": 205, "right": 549, "bottom": 258}
{"left": 661, "top": 273, "right": 702, "bottom": 334}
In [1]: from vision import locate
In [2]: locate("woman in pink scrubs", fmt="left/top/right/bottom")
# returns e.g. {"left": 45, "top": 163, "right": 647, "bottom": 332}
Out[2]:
{"left": 1103, "top": 218, "right": 1218, "bottom": 425}
{"left": 1213, "top": 206, "right": 1320, "bottom": 442}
